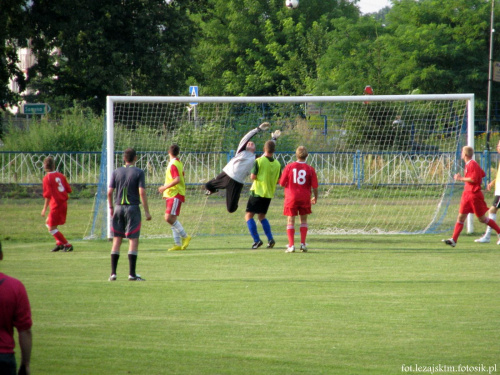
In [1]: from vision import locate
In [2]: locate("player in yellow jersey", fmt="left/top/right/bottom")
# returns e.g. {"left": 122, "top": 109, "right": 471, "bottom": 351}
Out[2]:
{"left": 245, "top": 131, "right": 281, "bottom": 249}
{"left": 158, "top": 144, "right": 191, "bottom": 251}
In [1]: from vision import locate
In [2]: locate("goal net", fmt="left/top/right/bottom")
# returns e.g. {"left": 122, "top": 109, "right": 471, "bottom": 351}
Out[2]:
{"left": 86, "top": 94, "right": 474, "bottom": 240}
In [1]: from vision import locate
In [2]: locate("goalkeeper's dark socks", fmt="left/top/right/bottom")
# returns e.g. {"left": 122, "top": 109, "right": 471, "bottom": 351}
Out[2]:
{"left": 111, "top": 252, "right": 120, "bottom": 275}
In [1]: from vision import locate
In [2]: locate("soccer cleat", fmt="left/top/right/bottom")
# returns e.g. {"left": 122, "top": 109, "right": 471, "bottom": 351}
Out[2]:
{"left": 267, "top": 239, "right": 275, "bottom": 248}
{"left": 300, "top": 243, "right": 308, "bottom": 252}
{"left": 442, "top": 238, "right": 456, "bottom": 247}
{"left": 168, "top": 245, "right": 183, "bottom": 251}
{"left": 128, "top": 275, "right": 146, "bottom": 281}
{"left": 108, "top": 274, "right": 117, "bottom": 281}
{"left": 251, "top": 240, "right": 263, "bottom": 249}
{"left": 63, "top": 244, "right": 74, "bottom": 252}
{"left": 474, "top": 235, "right": 490, "bottom": 243}
{"left": 181, "top": 235, "right": 192, "bottom": 250}
{"left": 497, "top": 236, "right": 500, "bottom": 245}
{"left": 205, "top": 189, "right": 218, "bottom": 196}
{"left": 285, "top": 245, "right": 295, "bottom": 253}
{"left": 51, "top": 244, "right": 64, "bottom": 252}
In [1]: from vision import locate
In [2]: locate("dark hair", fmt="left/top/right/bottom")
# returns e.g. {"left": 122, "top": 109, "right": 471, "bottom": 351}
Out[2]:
{"left": 264, "top": 140, "right": 275, "bottom": 154}
{"left": 169, "top": 144, "right": 180, "bottom": 157}
{"left": 123, "top": 148, "right": 137, "bottom": 163}
{"left": 43, "top": 156, "right": 55, "bottom": 171}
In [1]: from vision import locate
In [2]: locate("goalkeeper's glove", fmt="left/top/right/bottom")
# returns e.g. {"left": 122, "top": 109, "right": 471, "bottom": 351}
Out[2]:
{"left": 258, "top": 122, "right": 270, "bottom": 132}
{"left": 271, "top": 130, "right": 281, "bottom": 140}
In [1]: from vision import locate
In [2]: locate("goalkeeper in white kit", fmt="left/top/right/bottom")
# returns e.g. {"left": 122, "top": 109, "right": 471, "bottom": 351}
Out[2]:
{"left": 205, "top": 122, "right": 273, "bottom": 213}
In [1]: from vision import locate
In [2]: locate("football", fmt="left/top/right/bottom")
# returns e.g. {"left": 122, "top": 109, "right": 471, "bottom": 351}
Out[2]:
{"left": 285, "top": 0, "right": 299, "bottom": 9}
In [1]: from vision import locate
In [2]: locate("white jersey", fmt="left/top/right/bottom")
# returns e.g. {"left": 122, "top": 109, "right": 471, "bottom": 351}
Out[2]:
{"left": 223, "top": 150, "right": 255, "bottom": 183}
{"left": 223, "top": 127, "right": 260, "bottom": 184}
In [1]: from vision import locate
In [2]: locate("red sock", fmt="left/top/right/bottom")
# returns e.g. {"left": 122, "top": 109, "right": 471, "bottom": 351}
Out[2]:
{"left": 287, "top": 225, "right": 295, "bottom": 246}
{"left": 300, "top": 223, "right": 308, "bottom": 244}
{"left": 485, "top": 218, "right": 500, "bottom": 234}
{"left": 52, "top": 230, "right": 68, "bottom": 246}
{"left": 452, "top": 221, "right": 464, "bottom": 242}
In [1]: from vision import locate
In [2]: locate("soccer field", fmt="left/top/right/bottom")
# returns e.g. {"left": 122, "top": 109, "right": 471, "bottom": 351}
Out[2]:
{"left": 2, "top": 216, "right": 499, "bottom": 374}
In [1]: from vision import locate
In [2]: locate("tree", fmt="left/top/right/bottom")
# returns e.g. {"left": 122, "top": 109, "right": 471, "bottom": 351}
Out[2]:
{"left": 0, "top": 0, "right": 30, "bottom": 110}
{"left": 27, "top": 0, "right": 202, "bottom": 113}
{"left": 191, "top": 0, "right": 359, "bottom": 96}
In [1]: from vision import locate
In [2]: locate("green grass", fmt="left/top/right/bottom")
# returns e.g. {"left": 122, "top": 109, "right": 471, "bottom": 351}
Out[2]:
{"left": 1, "top": 198, "right": 499, "bottom": 374}
{"left": 2, "top": 234, "right": 499, "bottom": 374}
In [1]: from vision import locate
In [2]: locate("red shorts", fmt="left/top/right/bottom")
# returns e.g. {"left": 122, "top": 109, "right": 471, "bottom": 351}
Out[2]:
{"left": 459, "top": 191, "right": 489, "bottom": 217}
{"left": 46, "top": 202, "right": 68, "bottom": 227}
{"left": 283, "top": 202, "right": 312, "bottom": 217}
{"left": 165, "top": 197, "right": 183, "bottom": 216}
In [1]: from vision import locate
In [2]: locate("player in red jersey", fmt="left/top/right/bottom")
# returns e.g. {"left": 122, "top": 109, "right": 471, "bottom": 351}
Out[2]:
{"left": 442, "top": 146, "right": 500, "bottom": 247}
{"left": 279, "top": 146, "right": 318, "bottom": 253}
{"left": 41, "top": 156, "right": 73, "bottom": 252}
{"left": 0, "top": 241, "right": 33, "bottom": 375}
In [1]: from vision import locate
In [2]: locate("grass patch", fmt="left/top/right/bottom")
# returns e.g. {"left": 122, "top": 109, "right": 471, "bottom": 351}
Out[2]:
{"left": 2, "top": 234, "right": 499, "bottom": 374}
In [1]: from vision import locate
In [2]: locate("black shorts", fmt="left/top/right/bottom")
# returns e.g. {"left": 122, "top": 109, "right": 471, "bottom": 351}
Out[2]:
{"left": 246, "top": 196, "right": 272, "bottom": 214}
{"left": 492, "top": 195, "right": 500, "bottom": 209}
{"left": 112, "top": 205, "right": 141, "bottom": 238}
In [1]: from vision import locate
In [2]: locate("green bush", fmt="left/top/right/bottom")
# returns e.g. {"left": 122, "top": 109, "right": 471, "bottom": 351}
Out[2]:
{"left": 2, "top": 105, "right": 104, "bottom": 151}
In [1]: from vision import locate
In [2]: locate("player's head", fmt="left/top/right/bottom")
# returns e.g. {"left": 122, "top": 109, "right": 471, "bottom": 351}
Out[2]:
{"left": 264, "top": 140, "right": 275, "bottom": 154}
{"left": 462, "top": 146, "right": 474, "bottom": 159}
{"left": 43, "top": 156, "right": 55, "bottom": 172}
{"left": 296, "top": 146, "right": 308, "bottom": 161}
{"left": 246, "top": 142, "right": 256, "bottom": 153}
{"left": 169, "top": 144, "right": 180, "bottom": 157}
{"left": 123, "top": 148, "right": 137, "bottom": 163}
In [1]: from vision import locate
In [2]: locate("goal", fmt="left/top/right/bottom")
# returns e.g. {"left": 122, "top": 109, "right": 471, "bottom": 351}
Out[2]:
{"left": 85, "top": 94, "right": 474, "bottom": 240}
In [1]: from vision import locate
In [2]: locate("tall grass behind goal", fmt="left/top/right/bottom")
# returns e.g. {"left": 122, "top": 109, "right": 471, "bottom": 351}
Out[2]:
{"left": 86, "top": 94, "right": 473, "bottom": 240}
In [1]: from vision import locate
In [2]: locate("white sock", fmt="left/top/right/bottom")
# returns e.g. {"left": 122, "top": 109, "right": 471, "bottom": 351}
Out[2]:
{"left": 485, "top": 213, "right": 496, "bottom": 236}
{"left": 172, "top": 220, "right": 187, "bottom": 238}
{"left": 171, "top": 227, "right": 182, "bottom": 245}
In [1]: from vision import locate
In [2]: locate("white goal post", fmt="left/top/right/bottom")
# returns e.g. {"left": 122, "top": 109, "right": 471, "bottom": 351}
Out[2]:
{"left": 86, "top": 94, "right": 475, "bottom": 240}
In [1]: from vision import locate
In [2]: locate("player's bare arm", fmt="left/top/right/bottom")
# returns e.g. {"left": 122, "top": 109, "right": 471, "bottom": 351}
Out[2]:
{"left": 41, "top": 198, "right": 50, "bottom": 217}
{"left": 139, "top": 187, "right": 152, "bottom": 221}
{"left": 311, "top": 188, "right": 318, "bottom": 205}
{"left": 158, "top": 176, "right": 180, "bottom": 194}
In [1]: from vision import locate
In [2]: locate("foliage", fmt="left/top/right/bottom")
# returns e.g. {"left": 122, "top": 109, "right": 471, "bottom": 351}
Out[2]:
{"left": 2, "top": 105, "right": 103, "bottom": 151}
{"left": 0, "top": 0, "right": 30, "bottom": 109}
{"left": 26, "top": 0, "right": 203, "bottom": 113}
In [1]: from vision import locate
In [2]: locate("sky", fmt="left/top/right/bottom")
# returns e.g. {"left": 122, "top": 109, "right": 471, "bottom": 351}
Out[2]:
{"left": 357, "top": 0, "right": 392, "bottom": 14}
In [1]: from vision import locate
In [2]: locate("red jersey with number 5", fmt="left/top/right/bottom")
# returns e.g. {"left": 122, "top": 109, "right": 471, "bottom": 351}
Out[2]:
{"left": 43, "top": 171, "right": 72, "bottom": 209}
{"left": 279, "top": 161, "right": 318, "bottom": 206}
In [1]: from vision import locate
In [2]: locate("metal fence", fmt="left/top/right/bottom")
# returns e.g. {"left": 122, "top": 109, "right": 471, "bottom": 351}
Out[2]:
{"left": 0, "top": 150, "right": 474, "bottom": 187}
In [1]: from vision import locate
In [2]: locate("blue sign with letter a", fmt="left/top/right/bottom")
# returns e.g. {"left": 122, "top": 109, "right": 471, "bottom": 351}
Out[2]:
{"left": 189, "top": 86, "right": 198, "bottom": 105}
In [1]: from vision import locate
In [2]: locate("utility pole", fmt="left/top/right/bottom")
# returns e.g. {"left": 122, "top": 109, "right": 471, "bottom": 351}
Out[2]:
{"left": 486, "top": 0, "right": 495, "bottom": 152}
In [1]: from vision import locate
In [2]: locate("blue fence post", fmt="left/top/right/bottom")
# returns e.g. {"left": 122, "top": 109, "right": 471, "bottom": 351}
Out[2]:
{"left": 356, "top": 150, "right": 362, "bottom": 189}
{"left": 228, "top": 150, "right": 234, "bottom": 163}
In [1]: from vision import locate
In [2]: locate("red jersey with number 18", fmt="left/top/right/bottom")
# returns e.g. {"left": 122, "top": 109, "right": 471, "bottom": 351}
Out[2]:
{"left": 279, "top": 161, "right": 318, "bottom": 206}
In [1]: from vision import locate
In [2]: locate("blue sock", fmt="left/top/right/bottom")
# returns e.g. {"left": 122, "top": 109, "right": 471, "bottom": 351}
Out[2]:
{"left": 246, "top": 219, "right": 260, "bottom": 242}
{"left": 261, "top": 218, "right": 273, "bottom": 241}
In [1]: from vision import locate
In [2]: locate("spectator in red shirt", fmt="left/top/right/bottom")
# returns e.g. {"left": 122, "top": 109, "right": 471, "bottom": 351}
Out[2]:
{"left": 0, "top": 241, "right": 33, "bottom": 375}
{"left": 443, "top": 146, "right": 500, "bottom": 247}
{"left": 41, "top": 156, "right": 73, "bottom": 252}
{"left": 279, "top": 146, "right": 318, "bottom": 253}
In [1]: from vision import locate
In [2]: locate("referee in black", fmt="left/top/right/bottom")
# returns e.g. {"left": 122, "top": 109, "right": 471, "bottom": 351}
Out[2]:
{"left": 107, "top": 148, "right": 152, "bottom": 281}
